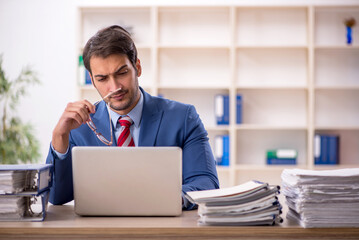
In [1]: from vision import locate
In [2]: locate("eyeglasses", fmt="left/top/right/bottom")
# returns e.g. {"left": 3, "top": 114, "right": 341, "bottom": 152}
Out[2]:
{"left": 85, "top": 87, "right": 122, "bottom": 146}
{"left": 86, "top": 101, "right": 113, "bottom": 146}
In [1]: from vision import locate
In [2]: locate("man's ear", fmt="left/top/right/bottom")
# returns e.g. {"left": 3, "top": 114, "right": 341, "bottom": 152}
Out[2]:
{"left": 136, "top": 59, "right": 142, "bottom": 77}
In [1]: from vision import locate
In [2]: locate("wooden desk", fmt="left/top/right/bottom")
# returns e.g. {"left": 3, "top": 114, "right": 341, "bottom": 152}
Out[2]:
{"left": 0, "top": 204, "right": 359, "bottom": 240}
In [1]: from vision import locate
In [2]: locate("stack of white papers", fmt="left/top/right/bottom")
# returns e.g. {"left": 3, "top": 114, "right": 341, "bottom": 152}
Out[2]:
{"left": 0, "top": 171, "right": 33, "bottom": 194}
{"left": 185, "top": 180, "right": 282, "bottom": 226}
{"left": 281, "top": 168, "right": 359, "bottom": 228}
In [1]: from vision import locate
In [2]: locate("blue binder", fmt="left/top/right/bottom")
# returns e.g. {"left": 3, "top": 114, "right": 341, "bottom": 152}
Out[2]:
{"left": 236, "top": 94, "right": 242, "bottom": 124}
{"left": 215, "top": 95, "right": 229, "bottom": 125}
{"left": 214, "top": 135, "right": 229, "bottom": 166}
{"left": 85, "top": 70, "right": 92, "bottom": 84}
{"left": 0, "top": 164, "right": 53, "bottom": 222}
{"left": 314, "top": 134, "right": 339, "bottom": 165}
{"left": 0, "top": 164, "right": 53, "bottom": 194}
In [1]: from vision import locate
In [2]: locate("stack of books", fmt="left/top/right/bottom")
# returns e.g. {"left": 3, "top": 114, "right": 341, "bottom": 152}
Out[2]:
{"left": 0, "top": 164, "right": 53, "bottom": 221}
{"left": 266, "top": 149, "right": 297, "bottom": 165}
{"left": 281, "top": 168, "right": 359, "bottom": 228}
{"left": 185, "top": 180, "right": 282, "bottom": 226}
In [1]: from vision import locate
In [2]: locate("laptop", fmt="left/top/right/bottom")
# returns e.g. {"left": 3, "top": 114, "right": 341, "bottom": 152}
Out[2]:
{"left": 72, "top": 146, "right": 182, "bottom": 216}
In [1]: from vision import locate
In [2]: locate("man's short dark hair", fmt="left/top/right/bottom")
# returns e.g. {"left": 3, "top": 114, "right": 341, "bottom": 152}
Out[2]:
{"left": 83, "top": 25, "right": 138, "bottom": 75}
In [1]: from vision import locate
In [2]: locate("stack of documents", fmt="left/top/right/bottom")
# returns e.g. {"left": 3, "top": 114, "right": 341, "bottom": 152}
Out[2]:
{"left": 281, "top": 168, "right": 359, "bottom": 228}
{"left": 0, "top": 170, "right": 36, "bottom": 194}
{"left": 185, "top": 180, "right": 282, "bottom": 226}
{"left": 0, "top": 164, "right": 53, "bottom": 221}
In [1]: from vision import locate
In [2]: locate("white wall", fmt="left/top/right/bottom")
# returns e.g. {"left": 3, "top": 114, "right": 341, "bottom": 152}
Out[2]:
{"left": 0, "top": 0, "right": 77, "bottom": 162}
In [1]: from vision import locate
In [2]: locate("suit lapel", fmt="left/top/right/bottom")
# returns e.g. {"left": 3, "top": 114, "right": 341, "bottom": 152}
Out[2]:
{"left": 138, "top": 89, "right": 163, "bottom": 146}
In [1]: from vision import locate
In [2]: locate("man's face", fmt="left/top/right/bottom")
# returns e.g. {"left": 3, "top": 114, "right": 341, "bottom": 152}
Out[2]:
{"left": 90, "top": 54, "right": 141, "bottom": 115}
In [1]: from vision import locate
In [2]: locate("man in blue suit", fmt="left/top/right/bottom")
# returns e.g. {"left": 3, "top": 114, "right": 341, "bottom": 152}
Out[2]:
{"left": 46, "top": 25, "right": 219, "bottom": 210}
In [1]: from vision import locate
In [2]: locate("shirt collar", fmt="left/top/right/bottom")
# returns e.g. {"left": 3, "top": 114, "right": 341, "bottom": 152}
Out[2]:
{"left": 107, "top": 89, "right": 143, "bottom": 128}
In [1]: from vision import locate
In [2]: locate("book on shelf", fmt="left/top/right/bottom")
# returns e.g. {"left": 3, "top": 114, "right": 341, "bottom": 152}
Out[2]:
{"left": 78, "top": 55, "right": 92, "bottom": 85}
{"left": 281, "top": 168, "right": 359, "bottom": 228}
{"left": 214, "top": 135, "right": 229, "bottom": 166}
{"left": 266, "top": 149, "right": 297, "bottom": 165}
{"left": 236, "top": 94, "right": 242, "bottom": 124}
{"left": 215, "top": 94, "right": 229, "bottom": 125}
{"left": 314, "top": 134, "right": 339, "bottom": 165}
{"left": 0, "top": 164, "right": 53, "bottom": 222}
{"left": 185, "top": 180, "right": 282, "bottom": 226}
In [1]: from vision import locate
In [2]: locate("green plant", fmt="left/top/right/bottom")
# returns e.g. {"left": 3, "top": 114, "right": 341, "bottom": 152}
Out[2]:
{"left": 0, "top": 55, "right": 41, "bottom": 164}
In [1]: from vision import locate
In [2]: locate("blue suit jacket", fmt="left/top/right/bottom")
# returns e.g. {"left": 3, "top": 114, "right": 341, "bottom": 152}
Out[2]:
{"left": 46, "top": 88, "right": 219, "bottom": 209}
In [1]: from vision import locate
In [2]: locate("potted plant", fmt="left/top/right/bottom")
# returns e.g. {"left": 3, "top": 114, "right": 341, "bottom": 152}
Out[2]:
{"left": 0, "top": 55, "right": 41, "bottom": 164}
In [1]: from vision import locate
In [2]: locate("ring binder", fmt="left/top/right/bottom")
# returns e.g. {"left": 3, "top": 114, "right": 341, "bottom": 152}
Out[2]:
{"left": 0, "top": 164, "right": 53, "bottom": 221}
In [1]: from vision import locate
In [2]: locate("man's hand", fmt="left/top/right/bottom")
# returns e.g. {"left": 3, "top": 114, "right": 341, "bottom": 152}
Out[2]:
{"left": 52, "top": 100, "right": 96, "bottom": 154}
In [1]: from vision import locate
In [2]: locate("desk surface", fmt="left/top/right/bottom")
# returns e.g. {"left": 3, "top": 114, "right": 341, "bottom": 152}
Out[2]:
{"left": 0, "top": 204, "right": 359, "bottom": 240}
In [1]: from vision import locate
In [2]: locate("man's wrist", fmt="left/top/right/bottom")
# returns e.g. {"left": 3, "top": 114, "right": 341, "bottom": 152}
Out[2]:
{"left": 52, "top": 130, "right": 70, "bottom": 154}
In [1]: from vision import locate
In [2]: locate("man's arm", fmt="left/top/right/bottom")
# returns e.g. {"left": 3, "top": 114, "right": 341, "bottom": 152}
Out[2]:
{"left": 181, "top": 105, "right": 220, "bottom": 210}
{"left": 47, "top": 100, "right": 95, "bottom": 205}
{"left": 46, "top": 142, "right": 75, "bottom": 205}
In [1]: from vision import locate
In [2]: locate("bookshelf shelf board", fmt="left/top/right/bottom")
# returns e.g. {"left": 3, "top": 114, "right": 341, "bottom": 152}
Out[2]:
{"left": 216, "top": 166, "right": 231, "bottom": 172}
{"left": 315, "top": 86, "right": 359, "bottom": 91}
{"left": 315, "top": 45, "right": 359, "bottom": 50}
{"left": 235, "top": 125, "right": 307, "bottom": 131}
{"left": 315, "top": 126, "right": 359, "bottom": 130}
{"left": 236, "top": 86, "right": 308, "bottom": 90}
{"left": 158, "top": 45, "right": 230, "bottom": 49}
{"left": 235, "top": 164, "right": 307, "bottom": 171}
{"left": 236, "top": 45, "right": 308, "bottom": 49}
{"left": 205, "top": 125, "right": 231, "bottom": 131}
{"left": 158, "top": 86, "right": 230, "bottom": 91}
{"left": 313, "top": 164, "right": 359, "bottom": 170}
{"left": 79, "top": 85, "right": 94, "bottom": 90}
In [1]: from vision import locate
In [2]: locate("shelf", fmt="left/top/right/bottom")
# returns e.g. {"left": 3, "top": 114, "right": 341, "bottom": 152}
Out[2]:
{"left": 235, "top": 164, "right": 307, "bottom": 171}
{"left": 315, "top": 90, "right": 359, "bottom": 127}
{"left": 158, "top": 48, "right": 230, "bottom": 88}
{"left": 77, "top": 3, "right": 359, "bottom": 187}
{"left": 315, "top": 45, "right": 359, "bottom": 49}
{"left": 236, "top": 45, "right": 308, "bottom": 49}
{"left": 236, "top": 48, "right": 307, "bottom": 87}
{"left": 79, "top": 85, "right": 93, "bottom": 90}
{"left": 313, "top": 164, "right": 359, "bottom": 170}
{"left": 315, "top": 7, "right": 359, "bottom": 47}
{"left": 236, "top": 125, "right": 307, "bottom": 130}
{"left": 158, "top": 7, "right": 230, "bottom": 47}
{"left": 158, "top": 45, "right": 230, "bottom": 49}
{"left": 81, "top": 7, "right": 152, "bottom": 47}
{"left": 235, "top": 7, "right": 307, "bottom": 47}
{"left": 236, "top": 90, "right": 307, "bottom": 127}
{"left": 315, "top": 86, "right": 359, "bottom": 90}
{"left": 315, "top": 126, "right": 359, "bottom": 130}
{"left": 236, "top": 86, "right": 308, "bottom": 90}
{"left": 206, "top": 126, "right": 230, "bottom": 131}
{"left": 158, "top": 86, "right": 230, "bottom": 91}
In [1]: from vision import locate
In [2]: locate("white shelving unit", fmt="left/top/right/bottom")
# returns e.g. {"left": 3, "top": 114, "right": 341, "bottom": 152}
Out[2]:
{"left": 76, "top": 2, "right": 359, "bottom": 187}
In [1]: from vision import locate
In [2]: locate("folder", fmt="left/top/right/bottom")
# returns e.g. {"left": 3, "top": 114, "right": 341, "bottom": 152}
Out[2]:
{"left": 236, "top": 94, "right": 242, "bottom": 124}
{"left": 0, "top": 190, "right": 50, "bottom": 222}
{"left": 0, "top": 164, "right": 53, "bottom": 221}
{"left": 215, "top": 95, "right": 229, "bottom": 125}
{"left": 314, "top": 134, "right": 339, "bottom": 165}
{"left": 0, "top": 164, "right": 53, "bottom": 194}
{"left": 214, "top": 135, "right": 229, "bottom": 166}
{"left": 266, "top": 149, "right": 297, "bottom": 165}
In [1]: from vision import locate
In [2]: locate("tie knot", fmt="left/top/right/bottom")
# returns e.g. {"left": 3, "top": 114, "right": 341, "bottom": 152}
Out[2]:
{"left": 119, "top": 116, "right": 133, "bottom": 128}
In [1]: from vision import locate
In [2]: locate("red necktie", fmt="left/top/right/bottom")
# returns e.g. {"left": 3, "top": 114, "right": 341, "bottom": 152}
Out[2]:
{"left": 117, "top": 116, "right": 135, "bottom": 147}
